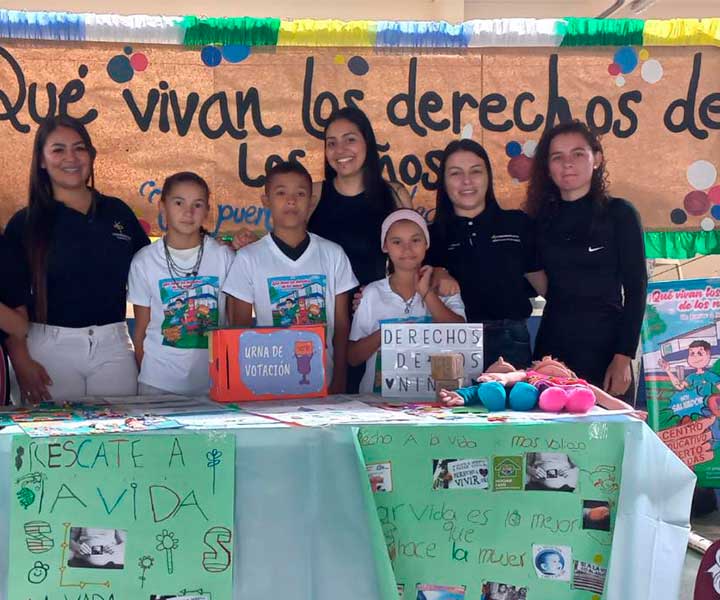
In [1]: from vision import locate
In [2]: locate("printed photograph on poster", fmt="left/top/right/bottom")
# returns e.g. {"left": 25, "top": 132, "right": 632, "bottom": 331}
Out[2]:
{"left": 532, "top": 545, "right": 571, "bottom": 581}
{"left": 67, "top": 527, "right": 126, "bottom": 569}
{"left": 492, "top": 456, "right": 524, "bottom": 491}
{"left": 432, "top": 458, "right": 489, "bottom": 490}
{"left": 572, "top": 560, "right": 607, "bottom": 594}
{"left": 397, "top": 583, "right": 405, "bottom": 599}
{"left": 480, "top": 581, "right": 528, "bottom": 600}
{"left": 524, "top": 452, "right": 578, "bottom": 492}
{"left": 416, "top": 583, "right": 466, "bottom": 600}
{"left": 582, "top": 500, "right": 611, "bottom": 531}
{"left": 641, "top": 279, "right": 720, "bottom": 485}
{"left": 366, "top": 461, "right": 393, "bottom": 492}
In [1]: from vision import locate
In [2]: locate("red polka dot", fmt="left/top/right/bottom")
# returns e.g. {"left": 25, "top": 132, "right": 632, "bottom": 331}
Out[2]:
{"left": 684, "top": 190, "right": 710, "bottom": 216}
{"left": 709, "top": 186, "right": 720, "bottom": 205}
{"left": 130, "top": 53, "right": 149, "bottom": 72}
{"left": 608, "top": 63, "right": 621, "bottom": 76}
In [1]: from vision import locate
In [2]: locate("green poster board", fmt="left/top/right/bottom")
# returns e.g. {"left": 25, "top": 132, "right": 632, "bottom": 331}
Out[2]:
{"left": 9, "top": 432, "right": 235, "bottom": 600}
{"left": 359, "top": 423, "right": 625, "bottom": 600}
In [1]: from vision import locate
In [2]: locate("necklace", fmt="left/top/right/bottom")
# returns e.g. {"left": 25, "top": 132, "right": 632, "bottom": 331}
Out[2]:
{"left": 163, "top": 234, "right": 205, "bottom": 287}
{"left": 389, "top": 279, "right": 415, "bottom": 314}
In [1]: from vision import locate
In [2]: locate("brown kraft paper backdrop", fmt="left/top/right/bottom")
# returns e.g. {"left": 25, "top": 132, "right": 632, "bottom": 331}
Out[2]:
{"left": 0, "top": 41, "right": 718, "bottom": 236}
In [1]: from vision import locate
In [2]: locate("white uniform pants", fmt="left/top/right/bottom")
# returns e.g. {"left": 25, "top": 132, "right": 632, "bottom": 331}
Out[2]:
{"left": 27, "top": 322, "right": 138, "bottom": 401}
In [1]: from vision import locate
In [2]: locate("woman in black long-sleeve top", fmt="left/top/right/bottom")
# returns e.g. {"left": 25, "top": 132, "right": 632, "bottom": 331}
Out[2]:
{"left": 526, "top": 120, "right": 647, "bottom": 396}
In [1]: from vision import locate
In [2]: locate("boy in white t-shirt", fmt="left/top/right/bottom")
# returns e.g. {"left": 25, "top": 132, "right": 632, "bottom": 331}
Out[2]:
{"left": 223, "top": 161, "right": 358, "bottom": 393}
{"left": 128, "top": 172, "right": 235, "bottom": 395}
{"left": 349, "top": 209, "right": 466, "bottom": 394}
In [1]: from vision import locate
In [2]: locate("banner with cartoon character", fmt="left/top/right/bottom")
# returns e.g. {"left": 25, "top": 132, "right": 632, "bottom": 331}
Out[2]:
{"left": 359, "top": 422, "right": 626, "bottom": 599}
{"left": 642, "top": 277, "right": 720, "bottom": 487}
{"left": 9, "top": 432, "right": 236, "bottom": 600}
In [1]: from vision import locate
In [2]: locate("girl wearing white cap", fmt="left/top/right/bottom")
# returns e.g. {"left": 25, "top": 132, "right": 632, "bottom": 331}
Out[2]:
{"left": 348, "top": 209, "right": 466, "bottom": 394}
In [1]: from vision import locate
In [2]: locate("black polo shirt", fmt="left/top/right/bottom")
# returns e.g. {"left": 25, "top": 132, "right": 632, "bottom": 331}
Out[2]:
{"left": 4, "top": 192, "right": 150, "bottom": 327}
{"left": 427, "top": 203, "right": 540, "bottom": 322}
{"left": 0, "top": 233, "right": 30, "bottom": 342}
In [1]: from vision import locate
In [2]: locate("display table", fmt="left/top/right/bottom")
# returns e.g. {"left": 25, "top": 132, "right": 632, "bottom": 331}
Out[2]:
{"left": 0, "top": 396, "right": 694, "bottom": 600}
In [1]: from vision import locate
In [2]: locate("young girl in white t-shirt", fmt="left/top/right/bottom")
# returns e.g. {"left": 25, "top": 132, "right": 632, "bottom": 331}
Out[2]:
{"left": 128, "top": 172, "right": 234, "bottom": 395}
{"left": 349, "top": 209, "right": 466, "bottom": 394}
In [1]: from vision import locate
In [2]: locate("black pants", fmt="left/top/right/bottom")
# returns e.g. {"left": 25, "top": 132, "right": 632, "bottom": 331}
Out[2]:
{"left": 483, "top": 319, "right": 532, "bottom": 370}
{"left": 534, "top": 310, "right": 619, "bottom": 388}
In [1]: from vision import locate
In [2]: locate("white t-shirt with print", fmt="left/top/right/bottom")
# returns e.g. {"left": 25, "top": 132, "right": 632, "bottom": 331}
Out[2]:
{"left": 222, "top": 233, "right": 358, "bottom": 380}
{"left": 128, "top": 236, "right": 235, "bottom": 395}
{"left": 349, "top": 277, "right": 466, "bottom": 394}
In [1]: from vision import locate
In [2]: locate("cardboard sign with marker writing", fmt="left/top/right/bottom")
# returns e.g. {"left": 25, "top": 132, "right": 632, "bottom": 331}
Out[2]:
{"left": 210, "top": 325, "right": 327, "bottom": 402}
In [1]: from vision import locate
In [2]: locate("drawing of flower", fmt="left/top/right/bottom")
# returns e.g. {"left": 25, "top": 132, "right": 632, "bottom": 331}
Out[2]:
{"left": 156, "top": 530, "right": 180, "bottom": 574}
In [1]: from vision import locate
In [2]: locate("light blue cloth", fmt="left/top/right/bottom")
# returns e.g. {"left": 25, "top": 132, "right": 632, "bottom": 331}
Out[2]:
{"left": 0, "top": 426, "right": 396, "bottom": 599}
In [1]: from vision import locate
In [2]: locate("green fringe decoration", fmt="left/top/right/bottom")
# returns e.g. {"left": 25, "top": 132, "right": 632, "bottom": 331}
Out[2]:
{"left": 644, "top": 230, "right": 720, "bottom": 259}
{"left": 182, "top": 16, "right": 281, "bottom": 47}
{"left": 560, "top": 17, "right": 645, "bottom": 47}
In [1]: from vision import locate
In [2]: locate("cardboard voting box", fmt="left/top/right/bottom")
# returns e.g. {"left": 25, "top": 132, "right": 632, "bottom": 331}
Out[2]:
{"left": 210, "top": 325, "right": 328, "bottom": 402}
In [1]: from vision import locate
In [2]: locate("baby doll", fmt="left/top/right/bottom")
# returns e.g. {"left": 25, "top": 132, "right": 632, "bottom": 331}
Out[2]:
{"left": 439, "top": 356, "right": 631, "bottom": 413}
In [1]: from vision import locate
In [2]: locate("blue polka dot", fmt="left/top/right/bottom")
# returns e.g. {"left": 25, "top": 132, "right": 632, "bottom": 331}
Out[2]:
{"left": 613, "top": 46, "right": 638, "bottom": 74}
{"left": 106, "top": 55, "right": 133, "bottom": 83}
{"left": 222, "top": 45, "right": 251, "bottom": 63}
{"left": 348, "top": 56, "right": 369, "bottom": 76}
{"left": 201, "top": 46, "right": 222, "bottom": 67}
{"left": 123, "top": 46, "right": 133, "bottom": 55}
{"left": 506, "top": 141, "right": 522, "bottom": 158}
{"left": 670, "top": 208, "right": 688, "bottom": 225}
{"left": 711, "top": 205, "right": 720, "bottom": 220}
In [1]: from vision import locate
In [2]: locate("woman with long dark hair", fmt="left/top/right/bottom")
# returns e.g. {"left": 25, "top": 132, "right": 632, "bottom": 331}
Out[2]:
{"left": 526, "top": 120, "right": 646, "bottom": 395}
{"left": 5, "top": 115, "right": 149, "bottom": 402}
{"left": 428, "top": 138, "right": 545, "bottom": 369}
{"left": 308, "top": 106, "right": 412, "bottom": 287}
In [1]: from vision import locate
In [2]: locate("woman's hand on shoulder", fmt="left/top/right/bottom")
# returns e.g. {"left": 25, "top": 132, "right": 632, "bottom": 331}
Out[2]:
{"left": 431, "top": 268, "right": 460, "bottom": 296}
{"left": 230, "top": 228, "right": 258, "bottom": 251}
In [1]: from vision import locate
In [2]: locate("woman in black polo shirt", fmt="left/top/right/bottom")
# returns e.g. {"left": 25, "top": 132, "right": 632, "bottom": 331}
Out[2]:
{"left": 5, "top": 115, "right": 150, "bottom": 403}
{"left": 427, "top": 139, "right": 545, "bottom": 369}
{"left": 525, "top": 120, "right": 646, "bottom": 395}
{"left": 308, "top": 106, "right": 412, "bottom": 288}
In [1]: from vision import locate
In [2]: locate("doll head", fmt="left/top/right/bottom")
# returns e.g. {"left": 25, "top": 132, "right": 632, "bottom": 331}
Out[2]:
{"left": 532, "top": 356, "right": 576, "bottom": 377}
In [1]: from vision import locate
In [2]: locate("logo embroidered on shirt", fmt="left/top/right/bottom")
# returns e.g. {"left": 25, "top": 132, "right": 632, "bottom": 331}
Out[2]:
{"left": 588, "top": 246, "right": 605, "bottom": 253}
{"left": 113, "top": 221, "right": 124, "bottom": 233}
{"left": 491, "top": 234, "right": 521, "bottom": 243}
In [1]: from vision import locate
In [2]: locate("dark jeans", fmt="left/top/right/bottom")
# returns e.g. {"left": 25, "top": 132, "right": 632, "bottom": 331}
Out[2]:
{"left": 482, "top": 319, "right": 532, "bottom": 370}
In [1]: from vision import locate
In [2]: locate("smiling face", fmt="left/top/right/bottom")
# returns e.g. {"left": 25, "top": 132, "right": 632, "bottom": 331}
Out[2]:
{"left": 324, "top": 118, "right": 367, "bottom": 178}
{"left": 383, "top": 220, "right": 427, "bottom": 272}
{"left": 548, "top": 132, "right": 601, "bottom": 201}
{"left": 688, "top": 345, "right": 712, "bottom": 370}
{"left": 443, "top": 150, "right": 489, "bottom": 218}
{"left": 40, "top": 126, "right": 93, "bottom": 193}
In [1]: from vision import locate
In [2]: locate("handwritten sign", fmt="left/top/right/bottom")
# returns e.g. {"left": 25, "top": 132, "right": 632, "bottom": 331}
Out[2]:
{"left": 380, "top": 324, "right": 483, "bottom": 398}
{"left": 642, "top": 278, "right": 720, "bottom": 486}
{"left": 0, "top": 43, "right": 718, "bottom": 233}
{"left": 359, "top": 422, "right": 625, "bottom": 598}
{"left": 210, "top": 326, "right": 327, "bottom": 402}
{"left": 9, "top": 433, "right": 235, "bottom": 600}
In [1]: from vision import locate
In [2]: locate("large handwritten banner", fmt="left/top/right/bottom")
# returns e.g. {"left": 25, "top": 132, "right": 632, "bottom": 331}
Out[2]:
{"left": 0, "top": 42, "right": 718, "bottom": 234}
{"left": 359, "top": 422, "right": 625, "bottom": 599}
{"left": 642, "top": 277, "right": 720, "bottom": 487}
{"left": 9, "top": 432, "right": 235, "bottom": 600}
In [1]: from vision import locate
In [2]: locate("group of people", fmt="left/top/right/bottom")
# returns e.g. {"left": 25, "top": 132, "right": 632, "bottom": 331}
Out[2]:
{"left": 0, "top": 106, "right": 647, "bottom": 403}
